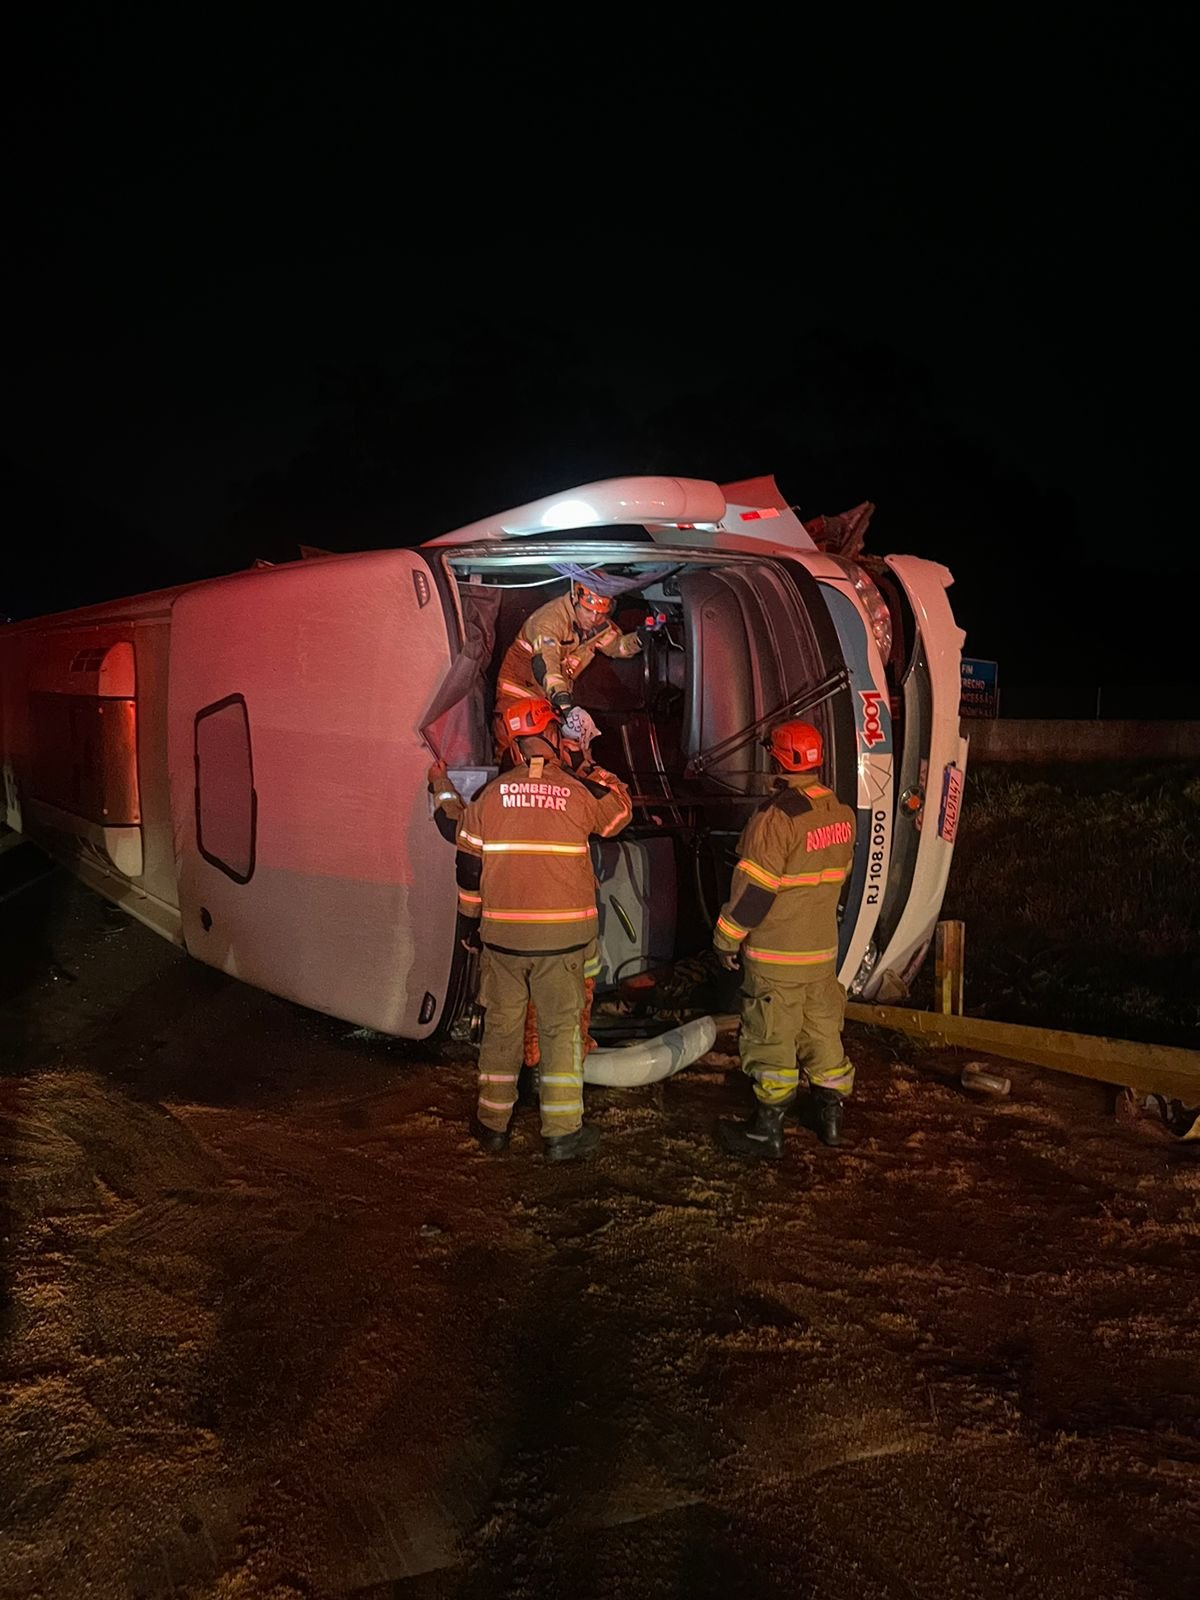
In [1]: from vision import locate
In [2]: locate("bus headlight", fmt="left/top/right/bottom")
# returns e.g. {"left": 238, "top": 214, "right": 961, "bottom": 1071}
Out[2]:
{"left": 830, "top": 558, "right": 893, "bottom": 664}
{"left": 849, "top": 940, "right": 878, "bottom": 997}
{"left": 852, "top": 569, "right": 892, "bottom": 664}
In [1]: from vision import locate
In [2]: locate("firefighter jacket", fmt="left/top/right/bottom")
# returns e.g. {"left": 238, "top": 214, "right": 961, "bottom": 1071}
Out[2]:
{"left": 496, "top": 594, "right": 642, "bottom": 706}
{"left": 713, "top": 775, "right": 856, "bottom": 980}
{"left": 456, "top": 756, "right": 632, "bottom": 952}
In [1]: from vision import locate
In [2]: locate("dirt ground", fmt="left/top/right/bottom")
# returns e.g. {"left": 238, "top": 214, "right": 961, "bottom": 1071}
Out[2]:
{"left": 3, "top": 859, "right": 1200, "bottom": 1599}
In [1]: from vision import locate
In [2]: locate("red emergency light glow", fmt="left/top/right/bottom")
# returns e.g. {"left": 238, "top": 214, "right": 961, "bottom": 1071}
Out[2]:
{"left": 740, "top": 507, "right": 781, "bottom": 522}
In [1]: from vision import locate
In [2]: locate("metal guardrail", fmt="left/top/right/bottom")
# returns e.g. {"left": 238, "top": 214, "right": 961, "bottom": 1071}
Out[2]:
{"left": 967, "top": 719, "right": 1200, "bottom": 762}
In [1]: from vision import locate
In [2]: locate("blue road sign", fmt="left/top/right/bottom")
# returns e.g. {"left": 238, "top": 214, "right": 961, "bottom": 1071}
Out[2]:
{"left": 960, "top": 658, "right": 999, "bottom": 718}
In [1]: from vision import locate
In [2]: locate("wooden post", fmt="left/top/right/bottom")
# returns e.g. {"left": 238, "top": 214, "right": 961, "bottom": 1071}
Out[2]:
{"left": 844, "top": 1000, "right": 1200, "bottom": 1104}
{"left": 935, "top": 920, "right": 965, "bottom": 1016}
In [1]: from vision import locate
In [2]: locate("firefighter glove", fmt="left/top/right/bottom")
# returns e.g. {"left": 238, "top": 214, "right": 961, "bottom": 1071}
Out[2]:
{"left": 636, "top": 612, "right": 668, "bottom": 647}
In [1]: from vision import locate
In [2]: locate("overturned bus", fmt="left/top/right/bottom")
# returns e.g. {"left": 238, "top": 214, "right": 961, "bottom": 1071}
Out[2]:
{"left": 0, "top": 473, "right": 968, "bottom": 1041}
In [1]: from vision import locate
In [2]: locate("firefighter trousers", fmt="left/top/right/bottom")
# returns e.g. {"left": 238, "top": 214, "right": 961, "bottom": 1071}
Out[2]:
{"left": 523, "top": 944, "right": 603, "bottom": 1066}
{"left": 738, "top": 967, "right": 854, "bottom": 1106}
{"left": 476, "top": 943, "right": 589, "bottom": 1137}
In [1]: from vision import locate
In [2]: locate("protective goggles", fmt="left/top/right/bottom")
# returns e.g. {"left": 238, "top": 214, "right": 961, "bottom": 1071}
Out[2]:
{"left": 573, "top": 585, "right": 614, "bottom": 615}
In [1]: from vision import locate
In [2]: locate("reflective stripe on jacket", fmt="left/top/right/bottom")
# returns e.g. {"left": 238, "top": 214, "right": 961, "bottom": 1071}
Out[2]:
{"left": 713, "top": 776, "right": 856, "bottom": 981}
{"left": 456, "top": 757, "right": 632, "bottom": 951}
{"left": 495, "top": 593, "right": 641, "bottom": 705}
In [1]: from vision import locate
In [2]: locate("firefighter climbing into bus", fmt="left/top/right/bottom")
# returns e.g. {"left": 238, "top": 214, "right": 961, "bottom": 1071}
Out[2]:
{"left": 491, "top": 579, "right": 665, "bottom": 756}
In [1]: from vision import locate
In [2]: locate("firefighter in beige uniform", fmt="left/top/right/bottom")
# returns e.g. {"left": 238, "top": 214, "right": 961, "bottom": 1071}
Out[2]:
{"left": 714, "top": 719, "right": 857, "bottom": 1158}
{"left": 455, "top": 696, "right": 632, "bottom": 1161}
{"left": 428, "top": 708, "right": 621, "bottom": 1082}
{"left": 494, "top": 582, "right": 660, "bottom": 741}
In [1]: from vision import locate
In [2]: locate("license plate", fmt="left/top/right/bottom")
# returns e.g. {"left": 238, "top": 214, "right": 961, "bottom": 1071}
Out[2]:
{"left": 938, "top": 763, "right": 964, "bottom": 842}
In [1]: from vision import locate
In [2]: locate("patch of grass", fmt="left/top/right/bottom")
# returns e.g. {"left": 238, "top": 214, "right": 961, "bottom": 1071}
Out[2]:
{"left": 930, "top": 762, "right": 1200, "bottom": 1046}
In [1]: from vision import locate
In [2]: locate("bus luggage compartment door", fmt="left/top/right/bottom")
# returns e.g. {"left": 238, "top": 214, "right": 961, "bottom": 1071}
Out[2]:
{"left": 167, "top": 550, "right": 457, "bottom": 1038}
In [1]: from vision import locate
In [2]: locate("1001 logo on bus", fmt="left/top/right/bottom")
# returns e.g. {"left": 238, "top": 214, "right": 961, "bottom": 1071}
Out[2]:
{"left": 859, "top": 689, "right": 886, "bottom": 747}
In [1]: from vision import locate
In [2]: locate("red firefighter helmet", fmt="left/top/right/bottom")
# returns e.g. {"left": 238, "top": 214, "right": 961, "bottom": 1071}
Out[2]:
{"left": 503, "top": 696, "right": 561, "bottom": 740}
{"left": 765, "top": 719, "right": 823, "bottom": 772}
{"left": 571, "top": 581, "right": 614, "bottom": 615}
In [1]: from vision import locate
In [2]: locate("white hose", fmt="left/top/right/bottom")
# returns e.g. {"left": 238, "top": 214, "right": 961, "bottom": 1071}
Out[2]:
{"left": 582, "top": 1014, "right": 718, "bottom": 1087}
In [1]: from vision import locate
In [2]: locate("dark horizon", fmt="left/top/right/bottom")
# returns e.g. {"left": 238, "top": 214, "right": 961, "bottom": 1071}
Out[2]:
{"left": 4, "top": 13, "right": 1192, "bottom": 710}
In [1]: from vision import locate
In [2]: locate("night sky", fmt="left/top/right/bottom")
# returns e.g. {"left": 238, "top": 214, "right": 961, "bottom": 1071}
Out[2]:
{"left": 4, "top": 14, "right": 1192, "bottom": 717}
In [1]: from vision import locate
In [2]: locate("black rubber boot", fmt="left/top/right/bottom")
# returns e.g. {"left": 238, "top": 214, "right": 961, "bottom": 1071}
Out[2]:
{"left": 544, "top": 1124, "right": 601, "bottom": 1163}
{"left": 470, "top": 1115, "right": 511, "bottom": 1154}
{"left": 717, "top": 1099, "right": 791, "bottom": 1160}
{"left": 809, "top": 1087, "right": 844, "bottom": 1147}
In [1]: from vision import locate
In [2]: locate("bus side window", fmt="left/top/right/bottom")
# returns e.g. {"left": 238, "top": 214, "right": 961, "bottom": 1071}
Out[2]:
{"left": 195, "top": 694, "right": 257, "bottom": 883}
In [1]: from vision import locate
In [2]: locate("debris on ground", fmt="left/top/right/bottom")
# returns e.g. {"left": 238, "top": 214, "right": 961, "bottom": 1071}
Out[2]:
{"left": 2, "top": 876, "right": 1199, "bottom": 1598}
